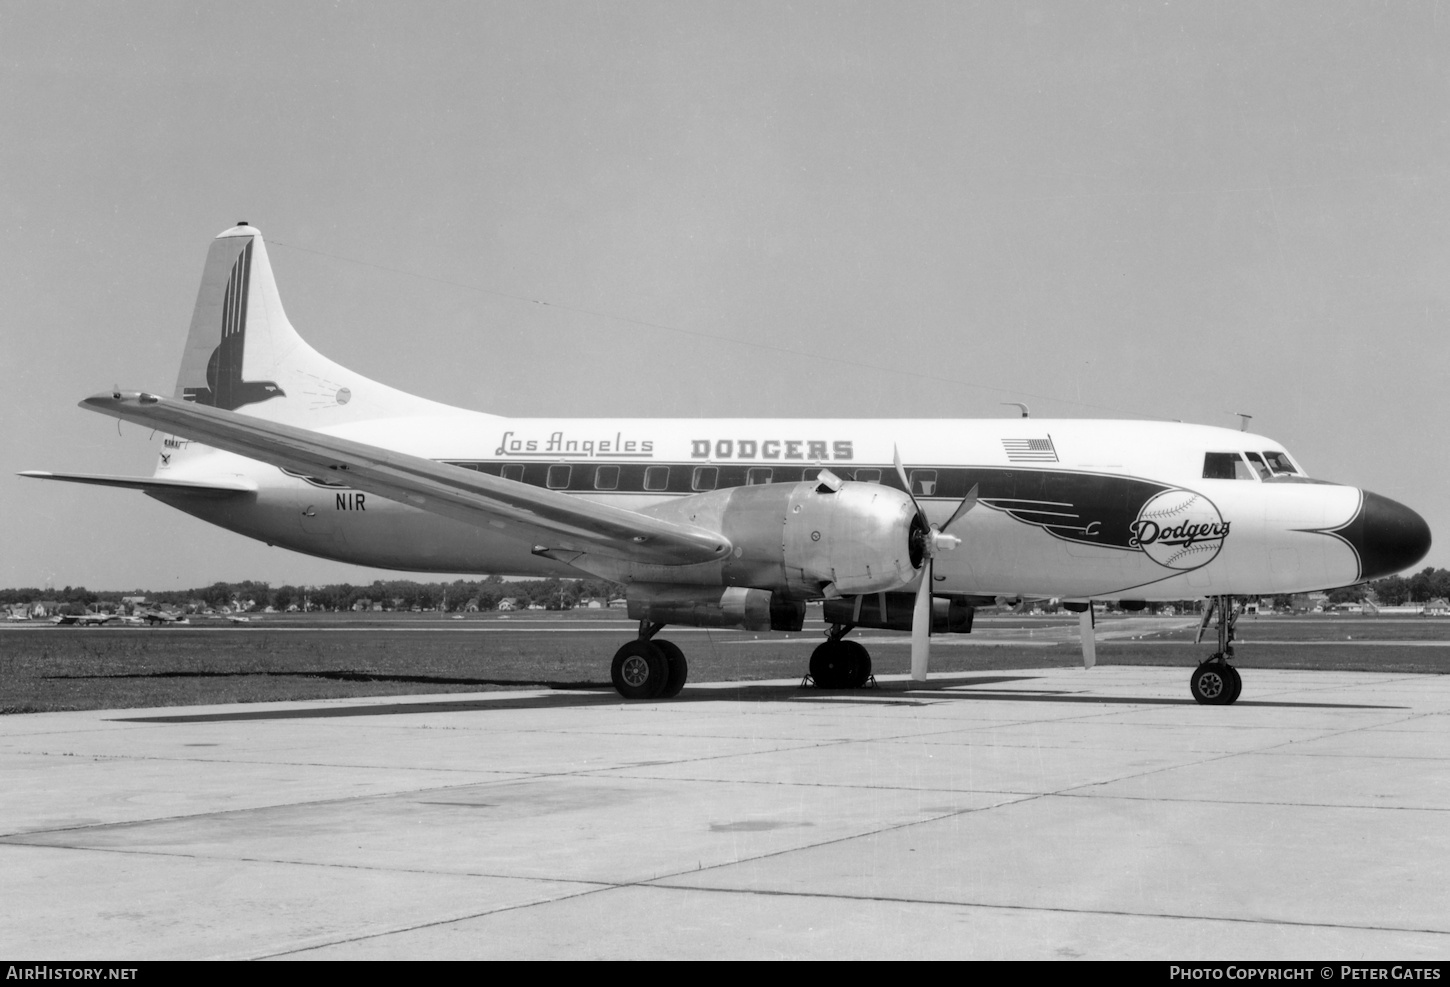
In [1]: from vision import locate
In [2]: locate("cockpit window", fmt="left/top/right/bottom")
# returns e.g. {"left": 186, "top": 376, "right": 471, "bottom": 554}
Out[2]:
{"left": 1203, "top": 452, "right": 1254, "bottom": 480}
{"left": 1242, "top": 451, "right": 1272, "bottom": 480}
{"left": 1263, "top": 451, "right": 1298, "bottom": 476}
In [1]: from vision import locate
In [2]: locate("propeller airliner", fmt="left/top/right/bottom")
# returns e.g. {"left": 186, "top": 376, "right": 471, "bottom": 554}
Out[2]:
{"left": 23, "top": 225, "right": 1432, "bottom": 703}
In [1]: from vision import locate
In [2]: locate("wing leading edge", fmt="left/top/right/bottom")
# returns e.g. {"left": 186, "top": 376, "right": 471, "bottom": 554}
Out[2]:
{"left": 78, "top": 391, "right": 732, "bottom": 567}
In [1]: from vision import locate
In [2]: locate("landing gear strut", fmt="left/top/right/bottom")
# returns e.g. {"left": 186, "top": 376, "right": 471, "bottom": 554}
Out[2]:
{"left": 1191, "top": 596, "right": 1243, "bottom": 705}
{"left": 610, "top": 621, "right": 688, "bottom": 700}
{"left": 808, "top": 624, "right": 873, "bottom": 689}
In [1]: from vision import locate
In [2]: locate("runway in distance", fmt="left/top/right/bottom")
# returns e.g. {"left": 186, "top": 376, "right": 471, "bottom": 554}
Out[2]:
{"left": 23, "top": 225, "right": 1432, "bottom": 703}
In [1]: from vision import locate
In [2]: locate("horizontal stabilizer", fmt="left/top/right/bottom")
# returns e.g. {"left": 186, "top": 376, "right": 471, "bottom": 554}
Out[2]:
{"left": 18, "top": 471, "right": 256, "bottom": 495}
{"left": 76, "top": 391, "right": 733, "bottom": 567}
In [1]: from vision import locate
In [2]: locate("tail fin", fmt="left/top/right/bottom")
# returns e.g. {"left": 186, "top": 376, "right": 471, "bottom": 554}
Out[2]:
{"left": 156, "top": 224, "right": 476, "bottom": 479}
{"left": 175, "top": 229, "right": 290, "bottom": 411}
{"left": 172, "top": 223, "right": 464, "bottom": 425}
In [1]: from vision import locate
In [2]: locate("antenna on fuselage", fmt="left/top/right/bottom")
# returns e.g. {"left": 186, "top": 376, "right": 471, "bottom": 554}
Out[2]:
{"left": 1234, "top": 412, "right": 1253, "bottom": 432}
{"left": 1002, "top": 402, "right": 1030, "bottom": 418}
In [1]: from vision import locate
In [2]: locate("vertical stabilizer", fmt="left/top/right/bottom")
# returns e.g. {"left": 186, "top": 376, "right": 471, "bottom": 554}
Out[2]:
{"left": 156, "top": 223, "right": 480, "bottom": 479}
{"left": 170, "top": 224, "right": 467, "bottom": 426}
{"left": 175, "top": 228, "right": 293, "bottom": 411}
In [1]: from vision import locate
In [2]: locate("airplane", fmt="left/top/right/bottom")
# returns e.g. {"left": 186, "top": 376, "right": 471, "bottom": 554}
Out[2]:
{"left": 51, "top": 612, "right": 120, "bottom": 627}
{"left": 22, "top": 224, "right": 1432, "bottom": 704}
{"left": 137, "top": 608, "right": 189, "bottom": 626}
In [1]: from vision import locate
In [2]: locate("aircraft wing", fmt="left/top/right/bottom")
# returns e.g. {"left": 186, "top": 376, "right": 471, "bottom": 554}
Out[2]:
{"left": 19, "top": 471, "right": 256, "bottom": 495}
{"left": 78, "top": 391, "right": 732, "bottom": 567}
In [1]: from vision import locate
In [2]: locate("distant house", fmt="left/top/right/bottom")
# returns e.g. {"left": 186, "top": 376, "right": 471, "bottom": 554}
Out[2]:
{"left": 1426, "top": 598, "right": 1450, "bottom": 616}
{"left": 497, "top": 599, "right": 517, "bottom": 611}
{"left": 609, "top": 598, "right": 628, "bottom": 609}
{"left": 464, "top": 597, "right": 481, "bottom": 612}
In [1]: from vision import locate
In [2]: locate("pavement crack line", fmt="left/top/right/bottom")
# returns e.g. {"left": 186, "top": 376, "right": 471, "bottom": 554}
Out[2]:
{"left": 633, "top": 882, "right": 1450, "bottom": 939}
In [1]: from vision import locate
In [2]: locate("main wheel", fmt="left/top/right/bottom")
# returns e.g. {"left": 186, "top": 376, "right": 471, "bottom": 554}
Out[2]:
{"left": 810, "top": 641, "right": 851, "bottom": 689}
{"left": 841, "top": 640, "right": 872, "bottom": 688}
{"left": 1224, "top": 664, "right": 1242, "bottom": 704}
{"left": 1190, "top": 662, "right": 1232, "bottom": 705}
{"left": 611, "top": 640, "right": 669, "bottom": 700}
{"left": 653, "top": 638, "right": 689, "bottom": 699}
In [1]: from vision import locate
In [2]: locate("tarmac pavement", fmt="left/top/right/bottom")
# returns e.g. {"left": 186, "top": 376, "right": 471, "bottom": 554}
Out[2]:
{"left": 2, "top": 666, "right": 1448, "bottom": 960}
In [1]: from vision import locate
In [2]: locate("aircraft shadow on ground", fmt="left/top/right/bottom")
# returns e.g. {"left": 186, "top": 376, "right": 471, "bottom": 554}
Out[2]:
{"left": 110, "top": 673, "right": 1403, "bottom": 723}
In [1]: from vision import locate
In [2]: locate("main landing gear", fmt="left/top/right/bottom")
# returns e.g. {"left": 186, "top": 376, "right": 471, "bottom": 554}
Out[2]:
{"left": 807, "top": 625, "right": 873, "bottom": 690}
{"left": 1191, "top": 595, "right": 1244, "bottom": 705}
{"left": 608, "top": 620, "right": 878, "bottom": 699}
{"left": 610, "top": 622, "right": 688, "bottom": 700}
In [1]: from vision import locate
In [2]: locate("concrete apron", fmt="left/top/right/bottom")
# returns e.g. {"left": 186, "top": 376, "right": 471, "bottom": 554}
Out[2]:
{"left": 1, "top": 666, "right": 1448, "bottom": 959}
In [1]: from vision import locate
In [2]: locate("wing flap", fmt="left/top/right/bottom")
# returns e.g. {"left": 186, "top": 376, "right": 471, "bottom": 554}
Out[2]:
{"left": 77, "top": 391, "right": 731, "bottom": 566}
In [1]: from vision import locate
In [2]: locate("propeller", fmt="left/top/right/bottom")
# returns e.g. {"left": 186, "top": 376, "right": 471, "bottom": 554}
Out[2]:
{"left": 1078, "top": 603, "right": 1097, "bottom": 669}
{"left": 1063, "top": 600, "right": 1097, "bottom": 668}
{"left": 893, "top": 446, "right": 977, "bottom": 684}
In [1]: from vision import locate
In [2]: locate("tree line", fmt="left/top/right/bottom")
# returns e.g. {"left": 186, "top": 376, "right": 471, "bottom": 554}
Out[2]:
{"left": 0, "top": 575, "right": 625, "bottom": 614}
{"left": 3, "top": 567, "right": 1447, "bottom": 616}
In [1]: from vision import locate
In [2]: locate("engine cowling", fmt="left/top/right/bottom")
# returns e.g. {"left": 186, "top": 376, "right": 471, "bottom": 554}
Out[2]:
{"left": 642, "top": 476, "right": 926, "bottom": 598}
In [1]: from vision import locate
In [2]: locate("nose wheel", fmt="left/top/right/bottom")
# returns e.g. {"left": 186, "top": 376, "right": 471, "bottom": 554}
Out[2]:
{"left": 1190, "top": 660, "right": 1241, "bottom": 705}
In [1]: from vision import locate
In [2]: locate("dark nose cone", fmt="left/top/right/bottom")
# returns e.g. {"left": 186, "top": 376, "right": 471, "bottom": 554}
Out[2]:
{"left": 1345, "top": 490, "right": 1432, "bottom": 580}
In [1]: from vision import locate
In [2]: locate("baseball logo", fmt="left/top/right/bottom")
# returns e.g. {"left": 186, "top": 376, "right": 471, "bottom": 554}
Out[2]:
{"left": 1130, "top": 489, "right": 1230, "bottom": 570}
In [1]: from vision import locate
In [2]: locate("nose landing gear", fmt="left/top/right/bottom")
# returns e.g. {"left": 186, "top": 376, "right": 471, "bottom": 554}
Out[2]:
{"left": 1192, "top": 596, "right": 1243, "bottom": 705}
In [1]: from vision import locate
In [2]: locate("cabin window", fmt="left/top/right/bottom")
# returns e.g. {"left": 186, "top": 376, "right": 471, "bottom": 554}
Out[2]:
{"left": 802, "top": 467, "right": 822, "bottom": 482}
{"left": 853, "top": 468, "right": 882, "bottom": 483}
{"left": 1242, "top": 451, "right": 1272, "bottom": 480}
{"left": 747, "top": 467, "right": 773, "bottom": 486}
{"left": 644, "top": 466, "right": 670, "bottom": 492}
{"left": 501, "top": 464, "right": 525, "bottom": 482}
{"left": 546, "top": 465, "right": 572, "bottom": 489}
{"left": 692, "top": 466, "right": 719, "bottom": 491}
{"left": 594, "top": 465, "right": 619, "bottom": 490}
{"left": 1202, "top": 453, "right": 1254, "bottom": 480}
{"left": 1263, "top": 451, "right": 1299, "bottom": 476}
{"left": 910, "top": 470, "right": 938, "bottom": 496}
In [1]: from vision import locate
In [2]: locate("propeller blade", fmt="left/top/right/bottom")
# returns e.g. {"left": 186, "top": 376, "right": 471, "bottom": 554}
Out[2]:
{"left": 941, "top": 483, "right": 979, "bottom": 533}
{"left": 1079, "top": 603, "right": 1097, "bottom": 669}
{"left": 892, "top": 444, "right": 912, "bottom": 496}
{"left": 910, "top": 560, "right": 932, "bottom": 682}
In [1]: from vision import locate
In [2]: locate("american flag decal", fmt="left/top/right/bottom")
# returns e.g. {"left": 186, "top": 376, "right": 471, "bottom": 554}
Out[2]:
{"left": 1002, "top": 436, "right": 1058, "bottom": 462}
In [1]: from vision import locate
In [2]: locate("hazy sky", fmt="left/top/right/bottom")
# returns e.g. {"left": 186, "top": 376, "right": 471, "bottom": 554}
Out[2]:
{"left": 3, "top": 1, "right": 1446, "bottom": 591}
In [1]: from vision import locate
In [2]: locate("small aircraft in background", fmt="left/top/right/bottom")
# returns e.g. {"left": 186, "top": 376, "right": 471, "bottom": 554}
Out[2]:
{"left": 51, "top": 613, "right": 119, "bottom": 627}
{"left": 137, "top": 609, "right": 189, "bottom": 626}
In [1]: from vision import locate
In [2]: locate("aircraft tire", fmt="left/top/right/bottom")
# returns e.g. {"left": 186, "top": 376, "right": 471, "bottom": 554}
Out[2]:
{"left": 654, "top": 639, "right": 688, "bottom": 699}
{"left": 1189, "top": 662, "right": 1233, "bottom": 705}
{"left": 841, "top": 641, "right": 872, "bottom": 688}
{"left": 809, "top": 641, "right": 850, "bottom": 689}
{"left": 1225, "top": 665, "right": 1243, "bottom": 704}
{"left": 611, "top": 641, "right": 669, "bottom": 700}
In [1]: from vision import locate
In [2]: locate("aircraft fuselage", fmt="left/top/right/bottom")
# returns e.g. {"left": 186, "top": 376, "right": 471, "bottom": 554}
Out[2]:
{"left": 150, "top": 414, "right": 1422, "bottom": 602}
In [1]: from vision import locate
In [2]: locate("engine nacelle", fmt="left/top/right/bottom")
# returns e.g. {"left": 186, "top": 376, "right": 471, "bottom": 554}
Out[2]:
{"left": 628, "top": 585, "right": 805, "bottom": 633}
{"left": 640, "top": 475, "right": 926, "bottom": 598}
{"left": 822, "top": 593, "right": 975, "bottom": 633}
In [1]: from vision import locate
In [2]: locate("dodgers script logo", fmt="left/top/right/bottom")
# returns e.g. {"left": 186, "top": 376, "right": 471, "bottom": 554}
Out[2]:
{"left": 1129, "top": 489, "right": 1230, "bottom": 569}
